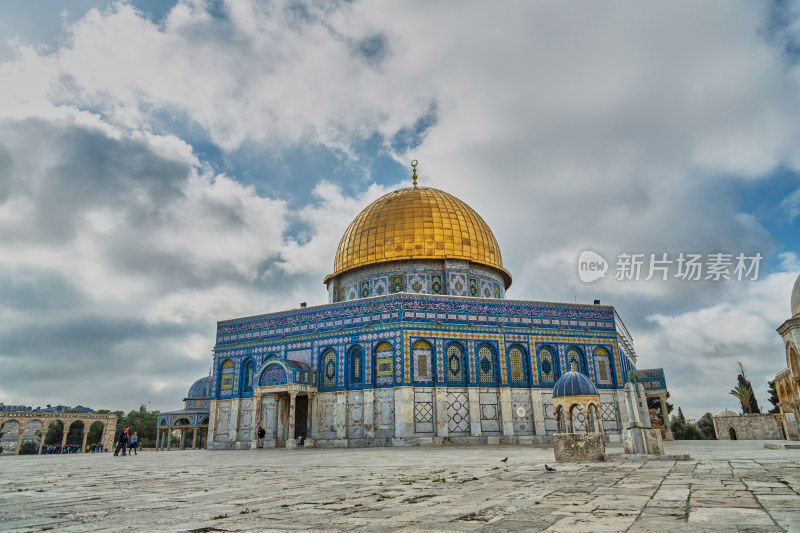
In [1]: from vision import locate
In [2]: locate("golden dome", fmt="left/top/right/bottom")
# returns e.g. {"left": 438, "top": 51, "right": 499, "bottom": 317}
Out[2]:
{"left": 328, "top": 186, "right": 511, "bottom": 288}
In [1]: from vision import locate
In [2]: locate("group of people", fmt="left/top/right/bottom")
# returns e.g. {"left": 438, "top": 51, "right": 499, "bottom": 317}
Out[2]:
{"left": 38, "top": 444, "right": 90, "bottom": 454}
{"left": 113, "top": 427, "right": 140, "bottom": 456}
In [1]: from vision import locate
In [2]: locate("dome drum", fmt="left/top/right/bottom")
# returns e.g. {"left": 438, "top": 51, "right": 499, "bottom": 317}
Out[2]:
{"left": 326, "top": 183, "right": 511, "bottom": 302}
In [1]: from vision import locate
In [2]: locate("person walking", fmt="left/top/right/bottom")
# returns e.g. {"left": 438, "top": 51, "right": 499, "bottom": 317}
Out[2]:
{"left": 129, "top": 432, "right": 138, "bottom": 455}
{"left": 257, "top": 426, "right": 265, "bottom": 448}
{"left": 113, "top": 428, "right": 128, "bottom": 456}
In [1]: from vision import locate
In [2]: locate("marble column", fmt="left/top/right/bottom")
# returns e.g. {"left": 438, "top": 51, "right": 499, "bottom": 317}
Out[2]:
{"left": 275, "top": 395, "right": 284, "bottom": 445}
{"left": 499, "top": 388, "right": 514, "bottom": 436}
{"left": 192, "top": 428, "right": 198, "bottom": 449}
{"left": 286, "top": 392, "right": 297, "bottom": 449}
{"left": 15, "top": 422, "right": 24, "bottom": 455}
{"left": 155, "top": 430, "right": 161, "bottom": 451}
{"left": 81, "top": 427, "right": 89, "bottom": 452}
{"left": 468, "top": 388, "right": 481, "bottom": 437}
{"left": 251, "top": 392, "right": 263, "bottom": 449}
{"left": 363, "top": 389, "right": 375, "bottom": 439}
{"left": 435, "top": 387, "right": 448, "bottom": 437}
{"left": 61, "top": 425, "right": 68, "bottom": 447}
{"left": 38, "top": 430, "right": 46, "bottom": 455}
{"left": 660, "top": 394, "right": 674, "bottom": 440}
{"left": 166, "top": 430, "right": 172, "bottom": 450}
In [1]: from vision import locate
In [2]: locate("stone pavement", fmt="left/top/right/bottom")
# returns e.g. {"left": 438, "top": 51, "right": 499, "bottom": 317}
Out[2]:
{"left": 1, "top": 441, "right": 799, "bottom": 532}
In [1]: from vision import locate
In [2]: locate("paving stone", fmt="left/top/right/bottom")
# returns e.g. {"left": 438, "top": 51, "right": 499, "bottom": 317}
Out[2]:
{"left": 1, "top": 441, "right": 800, "bottom": 531}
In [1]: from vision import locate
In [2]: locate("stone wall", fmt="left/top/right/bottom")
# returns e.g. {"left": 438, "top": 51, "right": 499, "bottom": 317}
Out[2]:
{"left": 714, "top": 414, "right": 785, "bottom": 440}
{"left": 553, "top": 432, "right": 605, "bottom": 462}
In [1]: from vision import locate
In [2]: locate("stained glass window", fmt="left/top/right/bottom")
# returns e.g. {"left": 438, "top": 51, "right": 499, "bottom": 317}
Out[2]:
{"left": 539, "top": 348, "right": 555, "bottom": 383}
{"left": 219, "top": 360, "right": 234, "bottom": 394}
{"left": 375, "top": 342, "right": 393, "bottom": 377}
{"left": 567, "top": 347, "right": 584, "bottom": 374}
{"left": 478, "top": 345, "right": 495, "bottom": 382}
{"left": 322, "top": 349, "right": 337, "bottom": 388}
{"left": 349, "top": 347, "right": 363, "bottom": 385}
{"left": 594, "top": 347, "right": 612, "bottom": 384}
{"left": 242, "top": 359, "right": 254, "bottom": 394}
{"left": 509, "top": 346, "right": 525, "bottom": 383}
{"left": 446, "top": 343, "right": 464, "bottom": 382}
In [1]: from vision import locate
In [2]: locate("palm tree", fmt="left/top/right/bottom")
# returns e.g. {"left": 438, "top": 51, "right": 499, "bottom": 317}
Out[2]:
{"left": 730, "top": 386, "right": 752, "bottom": 414}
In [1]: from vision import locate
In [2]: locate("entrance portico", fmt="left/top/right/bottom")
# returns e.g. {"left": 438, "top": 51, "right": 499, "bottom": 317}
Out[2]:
{"left": 251, "top": 357, "right": 317, "bottom": 449}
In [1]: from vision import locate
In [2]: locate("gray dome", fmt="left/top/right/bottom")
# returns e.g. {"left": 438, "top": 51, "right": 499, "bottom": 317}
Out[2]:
{"left": 792, "top": 272, "right": 800, "bottom": 317}
{"left": 553, "top": 371, "right": 598, "bottom": 398}
{"left": 187, "top": 377, "right": 210, "bottom": 399}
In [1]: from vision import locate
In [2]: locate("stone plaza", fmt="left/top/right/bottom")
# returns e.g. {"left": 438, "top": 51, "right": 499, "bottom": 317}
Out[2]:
{"left": 1, "top": 441, "right": 799, "bottom": 532}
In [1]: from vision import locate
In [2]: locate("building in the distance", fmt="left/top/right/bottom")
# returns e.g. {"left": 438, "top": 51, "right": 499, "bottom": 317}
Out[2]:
{"left": 206, "top": 163, "right": 666, "bottom": 449}
{"left": 155, "top": 377, "right": 210, "bottom": 450}
{"left": 774, "top": 273, "right": 800, "bottom": 440}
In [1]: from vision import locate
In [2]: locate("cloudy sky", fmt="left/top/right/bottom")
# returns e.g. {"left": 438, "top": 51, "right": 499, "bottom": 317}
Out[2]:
{"left": 1, "top": 0, "right": 799, "bottom": 419}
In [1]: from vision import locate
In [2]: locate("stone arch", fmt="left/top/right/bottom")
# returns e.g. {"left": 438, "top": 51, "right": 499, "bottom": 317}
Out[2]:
{"left": 65, "top": 420, "right": 85, "bottom": 445}
{"left": 788, "top": 345, "right": 800, "bottom": 378}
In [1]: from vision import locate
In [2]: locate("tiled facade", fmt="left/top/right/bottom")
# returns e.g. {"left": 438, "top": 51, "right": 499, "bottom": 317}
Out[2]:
{"left": 206, "top": 292, "right": 645, "bottom": 449}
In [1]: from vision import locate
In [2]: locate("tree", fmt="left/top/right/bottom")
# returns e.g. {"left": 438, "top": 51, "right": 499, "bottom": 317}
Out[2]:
{"left": 19, "top": 441, "right": 36, "bottom": 455}
{"left": 730, "top": 386, "right": 753, "bottom": 414}
{"left": 767, "top": 380, "right": 780, "bottom": 414}
{"left": 736, "top": 362, "right": 760, "bottom": 414}
{"left": 697, "top": 412, "right": 716, "bottom": 439}
{"left": 670, "top": 407, "right": 705, "bottom": 439}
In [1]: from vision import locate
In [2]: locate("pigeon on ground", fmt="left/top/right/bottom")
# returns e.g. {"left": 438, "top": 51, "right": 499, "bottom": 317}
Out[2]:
{"left": 545, "top": 464, "right": 556, "bottom": 472}
{"left": 500, "top": 457, "right": 508, "bottom": 462}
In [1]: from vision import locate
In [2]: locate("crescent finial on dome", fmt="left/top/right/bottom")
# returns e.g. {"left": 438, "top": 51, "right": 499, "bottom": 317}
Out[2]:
{"left": 411, "top": 159, "right": 418, "bottom": 188}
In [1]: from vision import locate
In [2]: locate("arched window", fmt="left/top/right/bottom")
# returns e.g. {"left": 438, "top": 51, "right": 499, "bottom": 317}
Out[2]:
{"left": 241, "top": 359, "right": 255, "bottom": 395}
{"left": 477, "top": 344, "right": 495, "bottom": 383}
{"left": 219, "top": 360, "right": 234, "bottom": 395}
{"left": 375, "top": 341, "right": 394, "bottom": 382}
{"left": 446, "top": 343, "right": 466, "bottom": 383}
{"left": 348, "top": 346, "right": 364, "bottom": 386}
{"left": 508, "top": 345, "right": 527, "bottom": 384}
{"left": 413, "top": 340, "right": 432, "bottom": 382}
{"left": 321, "top": 349, "right": 337, "bottom": 389}
{"left": 594, "top": 347, "right": 612, "bottom": 385}
{"left": 538, "top": 347, "right": 555, "bottom": 383}
{"left": 567, "top": 347, "right": 586, "bottom": 374}
{"left": 260, "top": 363, "right": 287, "bottom": 385}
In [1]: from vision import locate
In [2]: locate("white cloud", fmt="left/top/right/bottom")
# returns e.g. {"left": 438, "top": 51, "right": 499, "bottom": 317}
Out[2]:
{"left": 0, "top": 0, "right": 799, "bottom": 415}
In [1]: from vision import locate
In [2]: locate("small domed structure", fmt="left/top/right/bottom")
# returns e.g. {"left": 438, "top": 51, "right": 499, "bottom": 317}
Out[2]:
{"left": 791, "top": 272, "right": 800, "bottom": 317}
{"left": 553, "top": 371, "right": 599, "bottom": 398}
{"left": 552, "top": 371, "right": 602, "bottom": 435}
{"left": 186, "top": 377, "right": 210, "bottom": 401}
{"left": 717, "top": 409, "right": 738, "bottom": 417}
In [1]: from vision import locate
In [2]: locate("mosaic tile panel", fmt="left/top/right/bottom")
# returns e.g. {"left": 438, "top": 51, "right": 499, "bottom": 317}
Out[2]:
{"left": 469, "top": 277, "right": 478, "bottom": 297}
{"left": 360, "top": 280, "right": 370, "bottom": 298}
{"left": 391, "top": 275, "right": 404, "bottom": 293}
{"left": 407, "top": 273, "right": 427, "bottom": 293}
{"left": 431, "top": 274, "right": 443, "bottom": 294}
{"left": 448, "top": 272, "right": 468, "bottom": 296}
{"left": 372, "top": 277, "right": 388, "bottom": 296}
